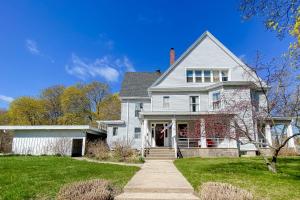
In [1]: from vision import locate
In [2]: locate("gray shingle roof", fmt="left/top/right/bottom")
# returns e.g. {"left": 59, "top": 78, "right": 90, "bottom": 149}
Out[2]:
{"left": 120, "top": 72, "right": 161, "bottom": 97}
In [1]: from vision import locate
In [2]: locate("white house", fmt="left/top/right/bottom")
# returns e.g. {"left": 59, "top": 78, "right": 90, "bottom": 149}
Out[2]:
{"left": 101, "top": 31, "right": 296, "bottom": 159}
{"left": 0, "top": 125, "right": 106, "bottom": 156}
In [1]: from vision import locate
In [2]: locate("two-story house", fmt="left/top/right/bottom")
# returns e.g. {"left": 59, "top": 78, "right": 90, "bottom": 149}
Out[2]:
{"left": 100, "top": 31, "right": 296, "bottom": 158}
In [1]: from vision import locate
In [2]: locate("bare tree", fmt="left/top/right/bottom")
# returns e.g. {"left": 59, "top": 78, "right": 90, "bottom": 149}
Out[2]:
{"left": 197, "top": 54, "right": 300, "bottom": 173}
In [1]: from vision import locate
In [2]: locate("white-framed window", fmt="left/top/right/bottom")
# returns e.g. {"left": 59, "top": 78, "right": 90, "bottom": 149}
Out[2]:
{"left": 195, "top": 70, "right": 202, "bottom": 82}
{"left": 113, "top": 127, "right": 118, "bottom": 136}
{"left": 135, "top": 102, "right": 143, "bottom": 117}
{"left": 221, "top": 71, "right": 228, "bottom": 82}
{"left": 163, "top": 96, "right": 170, "bottom": 108}
{"left": 203, "top": 70, "right": 211, "bottom": 82}
{"left": 186, "top": 70, "right": 193, "bottom": 82}
{"left": 186, "top": 69, "right": 229, "bottom": 83}
{"left": 134, "top": 127, "right": 141, "bottom": 139}
{"left": 212, "top": 91, "right": 221, "bottom": 110}
{"left": 213, "top": 70, "right": 220, "bottom": 82}
{"left": 190, "top": 96, "right": 199, "bottom": 112}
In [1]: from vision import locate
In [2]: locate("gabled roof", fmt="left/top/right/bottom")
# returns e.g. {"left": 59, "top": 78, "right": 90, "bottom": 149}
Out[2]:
{"left": 120, "top": 72, "right": 161, "bottom": 98}
{"left": 150, "top": 31, "right": 252, "bottom": 87}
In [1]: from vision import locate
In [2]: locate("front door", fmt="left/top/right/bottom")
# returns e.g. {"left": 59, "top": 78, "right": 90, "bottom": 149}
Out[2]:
{"left": 155, "top": 124, "right": 164, "bottom": 147}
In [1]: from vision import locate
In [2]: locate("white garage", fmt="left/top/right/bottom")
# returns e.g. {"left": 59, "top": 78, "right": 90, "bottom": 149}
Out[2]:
{"left": 0, "top": 125, "right": 106, "bottom": 156}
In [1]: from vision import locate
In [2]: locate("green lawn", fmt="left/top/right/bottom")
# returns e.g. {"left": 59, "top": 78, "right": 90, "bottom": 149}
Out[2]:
{"left": 0, "top": 156, "right": 139, "bottom": 200}
{"left": 174, "top": 157, "right": 300, "bottom": 200}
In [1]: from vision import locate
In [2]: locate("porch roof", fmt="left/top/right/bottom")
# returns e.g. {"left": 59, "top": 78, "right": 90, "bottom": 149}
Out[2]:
{"left": 140, "top": 111, "right": 234, "bottom": 117}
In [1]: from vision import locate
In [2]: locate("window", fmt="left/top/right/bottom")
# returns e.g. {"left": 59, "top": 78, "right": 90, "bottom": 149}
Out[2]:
{"left": 190, "top": 96, "right": 199, "bottom": 112}
{"left": 163, "top": 96, "right": 170, "bottom": 108}
{"left": 195, "top": 70, "right": 202, "bottom": 82}
{"left": 134, "top": 127, "right": 141, "bottom": 139}
{"left": 135, "top": 103, "right": 143, "bottom": 117}
{"left": 186, "top": 70, "right": 193, "bottom": 82}
{"left": 213, "top": 70, "right": 220, "bottom": 82}
{"left": 186, "top": 69, "right": 229, "bottom": 83}
{"left": 212, "top": 92, "right": 221, "bottom": 110}
{"left": 204, "top": 70, "right": 211, "bottom": 82}
{"left": 113, "top": 127, "right": 118, "bottom": 136}
{"left": 221, "top": 71, "right": 228, "bottom": 81}
{"left": 178, "top": 123, "right": 188, "bottom": 138}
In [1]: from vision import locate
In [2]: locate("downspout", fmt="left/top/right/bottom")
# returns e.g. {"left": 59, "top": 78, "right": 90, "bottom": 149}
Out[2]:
{"left": 127, "top": 101, "right": 129, "bottom": 145}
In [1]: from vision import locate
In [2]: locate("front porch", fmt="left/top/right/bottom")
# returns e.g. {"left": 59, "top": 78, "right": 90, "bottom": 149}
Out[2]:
{"left": 140, "top": 112, "right": 238, "bottom": 158}
{"left": 140, "top": 112, "right": 300, "bottom": 158}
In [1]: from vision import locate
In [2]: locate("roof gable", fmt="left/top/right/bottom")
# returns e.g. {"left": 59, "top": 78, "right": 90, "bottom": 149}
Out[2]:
{"left": 150, "top": 31, "right": 257, "bottom": 88}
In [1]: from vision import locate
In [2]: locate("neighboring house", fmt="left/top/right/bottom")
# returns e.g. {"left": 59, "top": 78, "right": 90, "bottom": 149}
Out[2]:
{"left": 0, "top": 125, "right": 106, "bottom": 156}
{"left": 101, "top": 31, "right": 296, "bottom": 158}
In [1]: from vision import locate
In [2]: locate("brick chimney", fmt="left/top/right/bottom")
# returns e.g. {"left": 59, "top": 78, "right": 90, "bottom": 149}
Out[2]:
{"left": 170, "top": 48, "right": 175, "bottom": 66}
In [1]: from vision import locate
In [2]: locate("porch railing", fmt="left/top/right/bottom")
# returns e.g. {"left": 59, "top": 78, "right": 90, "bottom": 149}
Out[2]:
{"left": 178, "top": 137, "right": 225, "bottom": 148}
{"left": 178, "top": 138, "right": 200, "bottom": 148}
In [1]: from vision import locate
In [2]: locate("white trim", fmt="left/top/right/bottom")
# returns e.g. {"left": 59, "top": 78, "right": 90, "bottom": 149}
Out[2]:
{"left": 0, "top": 125, "right": 90, "bottom": 130}
{"left": 98, "top": 120, "right": 125, "bottom": 125}
{"left": 120, "top": 96, "right": 150, "bottom": 100}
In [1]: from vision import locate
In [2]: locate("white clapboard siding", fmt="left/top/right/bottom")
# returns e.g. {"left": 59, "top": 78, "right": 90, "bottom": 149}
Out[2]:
{"left": 12, "top": 130, "right": 86, "bottom": 156}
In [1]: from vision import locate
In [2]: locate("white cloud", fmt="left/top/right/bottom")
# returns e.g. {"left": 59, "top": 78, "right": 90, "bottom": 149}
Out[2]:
{"left": 66, "top": 54, "right": 135, "bottom": 82}
{"left": 26, "top": 39, "right": 40, "bottom": 55}
{"left": 25, "top": 39, "right": 55, "bottom": 63}
{"left": 0, "top": 95, "right": 14, "bottom": 103}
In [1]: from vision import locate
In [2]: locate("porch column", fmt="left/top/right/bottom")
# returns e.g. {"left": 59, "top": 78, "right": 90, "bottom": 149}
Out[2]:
{"left": 142, "top": 119, "right": 148, "bottom": 157}
{"left": 172, "top": 118, "right": 177, "bottom": 158}
{"left": 200, "top": 118, "right": 207, "bottom": 148}
{"left": 265, "top": 123, "right": 272, "bottom": 146}
{"left": 287, "top": 122, "right": 296, "bottom": 148}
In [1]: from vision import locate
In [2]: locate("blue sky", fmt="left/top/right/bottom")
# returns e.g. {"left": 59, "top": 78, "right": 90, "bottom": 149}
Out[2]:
{"left": 0, "top": 0, "right": 292, "bottom": 109}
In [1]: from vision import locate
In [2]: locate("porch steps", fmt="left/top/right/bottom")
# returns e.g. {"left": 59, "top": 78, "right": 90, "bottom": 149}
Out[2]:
{"left": 145, "top": 148, "right": 175, "bottom": 160}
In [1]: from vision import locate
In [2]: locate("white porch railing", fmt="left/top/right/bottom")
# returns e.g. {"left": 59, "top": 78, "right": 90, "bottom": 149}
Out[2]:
{"left": 178, "top": 137, "right": 226, "bottom": 148}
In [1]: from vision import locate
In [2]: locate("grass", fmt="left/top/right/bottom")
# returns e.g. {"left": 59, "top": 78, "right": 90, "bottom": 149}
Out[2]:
{"left": 174, "top": 157, "right": 300, "bottom": 200}
{"left": 0, "top": 156, "right": 139, "bottom": 200}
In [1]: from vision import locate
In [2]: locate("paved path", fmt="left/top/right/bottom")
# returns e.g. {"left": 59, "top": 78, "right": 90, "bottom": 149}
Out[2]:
{"left": 116, "top": 160, "right": 199, "bottom": 200}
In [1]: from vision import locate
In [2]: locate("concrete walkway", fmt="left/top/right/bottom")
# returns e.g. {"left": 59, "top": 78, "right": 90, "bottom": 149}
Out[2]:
{"left": 116, "top": 160, "right": 199, "bottom": 200}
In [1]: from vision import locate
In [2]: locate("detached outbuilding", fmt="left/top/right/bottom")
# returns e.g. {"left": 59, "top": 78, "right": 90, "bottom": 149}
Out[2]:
{"left": 0, "top": 125, "right": 106, "bottom": 156}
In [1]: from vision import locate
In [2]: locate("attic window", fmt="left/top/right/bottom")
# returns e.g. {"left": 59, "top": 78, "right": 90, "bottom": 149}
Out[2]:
{"left": 186, "top": 70, "right": 193, "bottom": 82}
{"left": 221, "top": 71, "right": 228, "bottom": 81}
{"left": 186, "top": 69, "right": 229, "bottom": 83}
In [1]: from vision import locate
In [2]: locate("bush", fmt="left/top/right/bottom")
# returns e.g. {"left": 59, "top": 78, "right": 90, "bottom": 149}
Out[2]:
{"left": 86, "top": 140, "right": 110, "bottom": 160}
{"left": 278, "top": 148, "right": 299, "bottom": 156}
{"left": 199, "top": 182, "right": 253, "bottom": 200}
{"left": 112, "top": 140, "right": 135, "bottom": 162}
{"left": 0, "top": 131, "right": 13, "bottom": 153}
{"left": 56, "top": 179, "right": 114, "bottom": 200}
